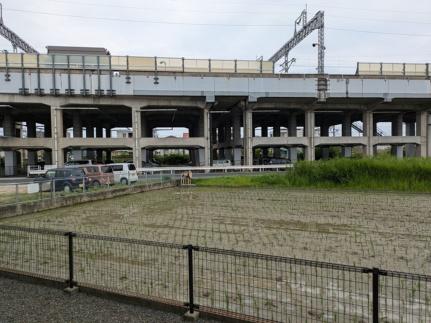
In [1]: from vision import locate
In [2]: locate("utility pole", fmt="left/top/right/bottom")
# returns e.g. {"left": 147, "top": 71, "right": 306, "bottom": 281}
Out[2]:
{"left": 269, "top": 9, "right": 325, "bottom": 74}
{"left": 0, "top": 3, "right": 39, "bottom": 53}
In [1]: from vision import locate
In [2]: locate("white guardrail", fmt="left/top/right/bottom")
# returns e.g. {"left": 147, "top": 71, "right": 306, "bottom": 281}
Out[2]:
{"left": 27, "top": 165, "right": 57, "bottom": 177}
{"left": 138, "top": 164, "right": 293, "bottom": 175}
{"left": 27, "top": 164, "right": 292, "bottom": 177}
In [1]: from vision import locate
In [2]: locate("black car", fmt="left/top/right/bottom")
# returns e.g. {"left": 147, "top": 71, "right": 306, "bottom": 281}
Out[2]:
{"left": 35, "top": 168, "right": 89, "bottom": 193}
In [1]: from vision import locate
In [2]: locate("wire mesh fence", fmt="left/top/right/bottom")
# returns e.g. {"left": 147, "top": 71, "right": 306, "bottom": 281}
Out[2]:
{"left": 0, "top": 224, "right": 430, "bottom": 323}
{"left": 0, "top": 173, "right": 175, "bottom": 207}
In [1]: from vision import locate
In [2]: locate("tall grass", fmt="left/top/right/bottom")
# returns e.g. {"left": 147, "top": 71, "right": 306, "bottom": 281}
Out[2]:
{"left": 195, "top": 158, "right": 431, "bottom": 192}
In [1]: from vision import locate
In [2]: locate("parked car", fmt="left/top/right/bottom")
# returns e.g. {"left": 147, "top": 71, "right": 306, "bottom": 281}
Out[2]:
{"left": 268, "top": 158, "right": 291, "bottom": 165}
{"left": 70, "top": 165, "right": 114, "bottom": 187}
{"left": 109, "top": 163, "right": 138, "bottom": 185}
{"left": 35, "top": 168, "right": 89, "bottom": 193}
{"left": 65, "top": 160, "right": 93, "bottom": 166}
{"left": 213, "top": 160, "right": 232, "bottom": 167}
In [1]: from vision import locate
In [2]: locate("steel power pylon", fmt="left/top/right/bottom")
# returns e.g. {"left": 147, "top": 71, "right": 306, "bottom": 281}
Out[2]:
{"left": 269, "top": 10, "right": 325, "bottom": 74}
{"left": 0, "top": 3, "right": 39, "bottom": 54}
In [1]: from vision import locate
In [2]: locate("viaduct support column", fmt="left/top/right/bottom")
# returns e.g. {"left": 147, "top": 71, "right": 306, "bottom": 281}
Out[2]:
{"left": 342, "top": 113, "right": 352, "bottom": 158}
{"left": 243, "top": 107, "right": 253, "bottom": 166}
{"left": 273, "top": 123, "right": 281, "bottom": 158}
{"left": 50, "top": 107, "right": 64, "bottom": 166}
{"left": 363, "top": 111, "right": 374, "bottom": 157}
{"left": 72, "top": 112, "right": 83, "bottom": 160}
{"left": 225, "top": 126, "right": 232, "bottom": 161}
{"left": 2, "top": 113, "right": 16, "bottom": 176}
{"left": 305, "top": 110, "right": 315, "bottom": 161}
{"left": 416, "top": 111, "right": 427, "bottom": 157}
{"left": 132, "top": 106, "right": 142, "bottom": 167}
{"left": 405, "top": 122, "right": 416, "bottom": 157}
{"left": 261, "top": 126, "right": 268, "bottom": 158}
{"left": 232, "top": 108, "right": 242, "bottom": 165}
{"left": 391, "top": 114, "right": 403, "bottom": 159}
{"left": 428, "top": 113, "right": 431, "bottom": 158}
{"left": 203, "top": 106, "right": 210, "bottom": 166}
{"left": 320, "top": 123, "right": 330, "bottom": 160}
{"left": 27, "top": 120, "right": 37, "bottom": 166}
{"left": 288, "top": 114, "right": 298, "bottom": 163}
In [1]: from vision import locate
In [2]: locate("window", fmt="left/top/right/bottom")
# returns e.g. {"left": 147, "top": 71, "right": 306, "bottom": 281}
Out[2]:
{"left": 111, "top": 165, "right": 124, "bottom": 171}
{"left": 101, "top": 166, "right": 113, "bottom": 173}
{"left": 128, "top": 164, "right": 136, "bottom": 171}
{"left": 46, "top": 170, "right": 56, "bottom": 178}
{"left": 71, "top": 168, "right": 84, "bottom": 176}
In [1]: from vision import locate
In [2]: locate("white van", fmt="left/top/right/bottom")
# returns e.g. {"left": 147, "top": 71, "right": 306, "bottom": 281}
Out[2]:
{"left": 213, "top": 160, "right": 232, "bottom": 167}
{"left": 109, "top": 163, "right": 138, "bottom": 185}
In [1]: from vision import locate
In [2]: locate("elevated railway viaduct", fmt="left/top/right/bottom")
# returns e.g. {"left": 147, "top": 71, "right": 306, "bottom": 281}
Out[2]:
{"left": 0, "top": 53, "right": 430, "bottom": 175}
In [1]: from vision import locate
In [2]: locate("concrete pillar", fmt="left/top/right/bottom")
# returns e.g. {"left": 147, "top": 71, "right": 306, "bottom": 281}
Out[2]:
{"left": 27, "top": 121, "right": 36, "bottom": 138}
{"left": 288, "top": 114, "right": 298, "bottom": 162}
{"left": 4, "top": 151, "right": 17, "bottom": 176}
{"left": 203, "top": 107, "right": 210, "bottom": 166}
{"left": 320, "top": 124, "right": 330, "bottom": 160}
{"left": 405, "top": 122, "right": 416, "bottom": 157}
{"left": 28, "top": 150, "right": 37, "bottom": 165}
{"left": 391, "top": 114, "right": 404, "bottom": 159}
{"left": 2, "top": 113, "right": 14, "bottom": 137}
{"left": 341, "top": 113, "right": 353, "bottom": 158}
{"left": 72, "top": 112, "right": 82, "bottom": 138}
{"left": 273, "top": 124, "right": 281, "bottom": 158}
{"left": 2, "top": 113, "right": 17, "bottom": 175}
{"left": 305, "top": 110, "right": 315, "bottom": 161}
{"left": 50, "top": 107, "right": 64, "bottom": 166}
{"left": 232, "top": 108, "right": 242, "bottom": 165}
{"left": 416, "top": 111, "right": 427, "bottom": 157}
{"left": 243, "top": 107, "right": 253, "bottom": 166}
{"left": 261, "top": 126, "right": 268, "bottom": 158}
{"left": 428, "top": 114, "right": 431, "bottom": 158}
{"left": 132, "top": 107, "right": 142, "bottom": 167}
{"left": 363, "top": 111, "right": 374, "bottom": 157}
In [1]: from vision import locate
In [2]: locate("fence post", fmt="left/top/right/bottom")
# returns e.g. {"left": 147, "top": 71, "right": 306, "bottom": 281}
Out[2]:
{"left": 64, "top": 232, "right": 78, "bottom": 292}
{"left": 183, "top": 244, "right": 199, "bottom": 317}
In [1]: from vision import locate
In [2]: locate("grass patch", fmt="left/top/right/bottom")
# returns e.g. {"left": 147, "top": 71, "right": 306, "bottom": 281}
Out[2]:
{"left": 195, "top": 157, "right": 431, "bottom": 192}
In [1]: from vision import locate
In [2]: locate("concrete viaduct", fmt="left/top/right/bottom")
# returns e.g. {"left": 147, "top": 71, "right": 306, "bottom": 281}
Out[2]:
{"left": 0, "top": 53, "right": 431, "bottom": 176}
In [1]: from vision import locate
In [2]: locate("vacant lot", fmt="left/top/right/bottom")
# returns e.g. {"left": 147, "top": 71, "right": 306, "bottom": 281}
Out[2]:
{"left": 2, "top": 187, "right": 431, "bottom": 275}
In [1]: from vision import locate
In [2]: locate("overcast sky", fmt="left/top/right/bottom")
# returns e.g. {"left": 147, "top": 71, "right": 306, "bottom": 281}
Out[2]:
{"left": 0, "top": 0, "right": 430, "bottom": 74}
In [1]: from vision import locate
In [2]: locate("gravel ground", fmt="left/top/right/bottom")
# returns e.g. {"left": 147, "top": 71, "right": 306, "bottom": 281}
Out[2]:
{"left": 0, "top": 276, "right": 219, "bottom": 323}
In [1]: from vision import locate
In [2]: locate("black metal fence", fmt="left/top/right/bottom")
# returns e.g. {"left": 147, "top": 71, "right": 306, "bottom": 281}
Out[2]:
{"left": 0, "top": 224, "right": 430, "bottom": 323}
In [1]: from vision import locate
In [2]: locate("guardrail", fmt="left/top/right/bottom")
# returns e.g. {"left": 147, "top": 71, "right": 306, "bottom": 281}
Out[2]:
{"left": 0, "top": 225, "right": 429, "bottom": 323}
{"left": 0, "top": 52, "right": 275, "bottom": 75}
{"left": 357, "top": 62, "right": 430, "bottom": 77}
{"left": 27, "top": 165, "right": 57, "bottom": 177}
{"left": 139, "top": 164, "right": 292, "bottom": 175}
{"left": 0, "top": 174, "right": 173, "bottom": 208}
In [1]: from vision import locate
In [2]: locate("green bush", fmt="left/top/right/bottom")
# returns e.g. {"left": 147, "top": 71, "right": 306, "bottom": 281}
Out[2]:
{"left": 195, "top": 157, "right": 431, "bottom": 192}
{"left": 153, "top": 153, "right": 190, "bottom": 166}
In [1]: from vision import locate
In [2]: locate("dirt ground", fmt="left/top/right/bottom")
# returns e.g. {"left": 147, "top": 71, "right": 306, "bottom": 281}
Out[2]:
{"left": 2, "top": 187, "right": 431, "bottom": 275}
{"left": 1, "top": 187, "right": 431, "bottom": 322}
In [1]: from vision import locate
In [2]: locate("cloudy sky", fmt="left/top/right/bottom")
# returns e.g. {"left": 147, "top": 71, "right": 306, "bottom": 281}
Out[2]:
{"left": 0, "top": 0, "right": 430, "bottom": 74}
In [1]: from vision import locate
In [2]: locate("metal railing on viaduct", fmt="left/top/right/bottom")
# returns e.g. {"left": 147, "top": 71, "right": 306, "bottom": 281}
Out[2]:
{"left": 0, "top": 224, "right": 429, "bottom": 323}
